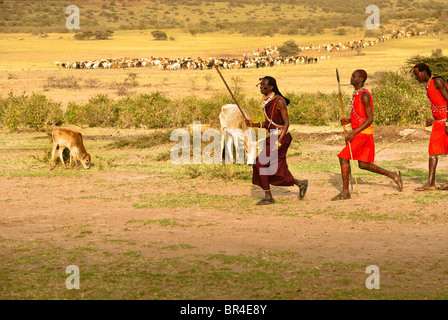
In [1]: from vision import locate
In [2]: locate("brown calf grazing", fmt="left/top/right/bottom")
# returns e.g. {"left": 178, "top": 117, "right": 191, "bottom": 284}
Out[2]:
{"left": 50, "top": 128, "right": 91, "bottom": 170}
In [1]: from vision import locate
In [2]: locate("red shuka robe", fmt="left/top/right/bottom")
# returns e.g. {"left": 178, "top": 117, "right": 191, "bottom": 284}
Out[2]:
{"left": 252, "top": 96, "right": 295, "bottom": 191}
{"left": 338, "top": 89, "right": 375, "bottom": 163}
{"left": 427, "top": 76, "right": 448, "bottom": 156}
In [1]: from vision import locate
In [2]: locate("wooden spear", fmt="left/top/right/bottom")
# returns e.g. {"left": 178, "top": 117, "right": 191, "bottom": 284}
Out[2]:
{"left": 375, "top": 128, "right": 422, "bottom": 155}
{"left": 215, "top": 65, "right": 248, "bottom": 121}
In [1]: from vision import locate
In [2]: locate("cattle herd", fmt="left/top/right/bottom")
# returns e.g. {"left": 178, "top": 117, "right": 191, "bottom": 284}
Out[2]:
{"left": 54, "top": 30, "right": 430, "bottom": 71}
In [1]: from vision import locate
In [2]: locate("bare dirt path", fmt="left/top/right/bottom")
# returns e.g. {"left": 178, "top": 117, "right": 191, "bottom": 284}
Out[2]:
{"left": 1, "top": 167, "right": 447, "bottom": 299}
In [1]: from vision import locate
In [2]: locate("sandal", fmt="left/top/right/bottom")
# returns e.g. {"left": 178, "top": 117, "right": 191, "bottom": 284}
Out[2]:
{"left": 395, "top": 171, "right": 403, "bottom": 192}
{"left": 436, "top": 184, "right": 448, "bottom": 190}
{"left": 331, "top": 193, "right": 351, "bottom": 201}
{"left": 298, "top": 180, "right": 308, "bottom": 200}
{"left": 256, "top": 198, "right": 276, "bottom": 205}
{"left": 415, "top": 184, "right": 436, "bottom": 191}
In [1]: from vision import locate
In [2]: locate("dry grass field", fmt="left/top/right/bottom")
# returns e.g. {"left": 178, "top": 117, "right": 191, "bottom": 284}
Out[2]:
{"left": 1, "top": 0, "right": 448, "bottom": 303}
{"left": 1, "top": 30, "right": 448, "bottom": 107}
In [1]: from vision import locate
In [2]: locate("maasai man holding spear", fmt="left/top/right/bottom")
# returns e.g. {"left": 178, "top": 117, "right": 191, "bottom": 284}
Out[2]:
{"left": 412, "top": 63, "right": 448, "bottom": 191}
{"left": 245, "top": 76, "right": 308, "bottom": 205}
{"left": 332, "top": 69, "right": 403, "bottom": 201}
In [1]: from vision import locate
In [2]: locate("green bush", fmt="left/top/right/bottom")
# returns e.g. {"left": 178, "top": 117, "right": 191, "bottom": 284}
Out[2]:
{"left": 64, "top": 101, "right": 83, "bottom": 125}
{"left": 119, "top": 92, "right": 171, "bottom": 128}
{"left": 288, "top": 92, "right": 349, "bottom": 125}
{"left": 337, "top": 28, "right": 347, "bottom": 36}
{"left": 371, "top": 71, "right": 429, "bottom": 125}
{"left": 407, "top": 51, "right": 448, "bottom": 80}
{"left": 278, "top": 39, "right": 299, "bottom": 57}
{"left": 0, "top": 92, "right": 63, "bottom": 131}
{"left": 151, "top": 30, "right": 168, "bottom": 40}
{"left": 0, "top": 70, "right": 436, "bottom": 132}
{"left": 285, "top": 71, "right": 431, "bottom": 126}
{"left": 74, "top": 94, "right": 119, "bottom": 127}
{"left": 74, "top": 30, "right": 113, "bottom": 40}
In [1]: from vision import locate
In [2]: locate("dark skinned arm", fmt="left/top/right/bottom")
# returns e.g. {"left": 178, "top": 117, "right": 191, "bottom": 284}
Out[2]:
{"left": 245, "top": 119, "right": 266, "bottom": 128}
{"left": 276, "top": 98, "right": 289, "bottom": 145}
{"left": 340, "top": 117, "right": 351, "bottom": 126}
{"left": 434, "top": 78, "right": 448, "bottom": 135}
{"left": 346, "top": 92, "right": 373, "bottom": 143}
{"left": 268, "top": 98, "right": 289, "bottom": 152}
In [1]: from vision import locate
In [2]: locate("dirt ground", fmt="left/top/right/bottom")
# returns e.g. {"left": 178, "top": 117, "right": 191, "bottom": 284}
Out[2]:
{"left": 1, "top": 170, "right": 447, "bottom": 262}
{"left": 1, "top": 125, "right": 448, "bottom": 300}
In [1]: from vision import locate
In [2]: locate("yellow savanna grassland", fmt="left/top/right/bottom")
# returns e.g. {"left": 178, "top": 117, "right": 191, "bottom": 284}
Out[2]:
{"left": 1, "top": 28, "right": 448, "bottom": 108}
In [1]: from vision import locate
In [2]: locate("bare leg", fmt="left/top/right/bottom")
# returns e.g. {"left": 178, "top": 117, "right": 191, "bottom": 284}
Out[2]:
{"left": 415, "top": 156, "right": 437, "bottom": 191}
{"left": 293, "top": 178, "right": 308, "bottom": 200}
{"left": 264, "top": 190, "right": 273, "bottom": 200}
{"left": 358, "top": 161, "right": 403, "bottom": 191}
{"left": 331, "top": 158, "right": 351, "bottom": 201}
{"left": 256, "top": 190, "right": 275, "bottom": 205}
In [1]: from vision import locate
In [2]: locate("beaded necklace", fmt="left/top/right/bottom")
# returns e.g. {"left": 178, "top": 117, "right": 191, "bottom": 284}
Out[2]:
{"left": 351, "top": 87, "right": 367, "bottom": 122}
{"left": 352, "top": 87, "right": 365, "bottom": 97}
{"left": 260, "top": 92, "right": 275, "bottom": 109}
{"left": 260, "top": 93, "right": 285, "bottom": 129}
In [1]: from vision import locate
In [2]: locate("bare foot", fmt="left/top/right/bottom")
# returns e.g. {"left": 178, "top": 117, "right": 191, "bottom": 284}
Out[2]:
{"left": 295, "top": 179, "right": 308, "bottom": 200}
{"left": 394, "top": 171, "right": 403, "bottom": 191}
{"left": 415, "top": 183, "right": 436, "bottom": 191}
{"left": 436, "top": 184, "right": 448, "bottom": 190}
{"left": 331, "top": 192, "right": 351, "bottom": 201}
{"left": 256, "top": 198, "right": 275, "bottom": 205}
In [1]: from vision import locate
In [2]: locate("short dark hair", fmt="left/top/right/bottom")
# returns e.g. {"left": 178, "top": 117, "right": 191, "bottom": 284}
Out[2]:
{"left": 354, "top": 69, "right": 368, "bottom": 85}
{"left": 413, "top": 63, "right": 432, "bottom": 76}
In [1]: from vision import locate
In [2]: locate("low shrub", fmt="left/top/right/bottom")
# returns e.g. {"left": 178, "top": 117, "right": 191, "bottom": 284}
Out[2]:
{"left": 371, "top": 70, "right": 429, "bottom": 125}
{"left": 288, "top": 92, "right": 350, "bottom": 126}
{"left": 0, "top": 69, "right": 436, "bottom": 132}
{"left": 0, "top": 92, "right": 63, "bottom": 131}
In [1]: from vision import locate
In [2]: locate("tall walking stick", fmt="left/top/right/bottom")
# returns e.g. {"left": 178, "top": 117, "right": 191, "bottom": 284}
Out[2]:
{"left": 215, "top": 65, "right": 248, "bottom": 121}
{"left": 337, "top": 68, "right": 358, "bottom": 194}
{"left": 375, "top": 128, "right": 422, "bottom": 155}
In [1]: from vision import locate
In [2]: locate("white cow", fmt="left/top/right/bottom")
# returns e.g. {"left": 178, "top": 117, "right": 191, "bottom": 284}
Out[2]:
{"left": 219, "top": 104, "right": 258, "bottom": 165}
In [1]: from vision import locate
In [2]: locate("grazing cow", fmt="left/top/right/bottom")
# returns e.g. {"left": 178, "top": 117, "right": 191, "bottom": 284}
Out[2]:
{"left": 219, "top": 104, "right": 258, "bottom": 165}
{"left": 50, "top": 128, "right": 91, "bottom": 170}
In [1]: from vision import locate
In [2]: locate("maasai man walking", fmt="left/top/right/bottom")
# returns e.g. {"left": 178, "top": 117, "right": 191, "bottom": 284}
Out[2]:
{"left": 332, "top": 70, "right": 403, "bottom": 201}
{"left": 245, "top": 76, "right": 308, "bottom": 205}
{"left": 412, "top": 63, "right": 448, "bottom": 191}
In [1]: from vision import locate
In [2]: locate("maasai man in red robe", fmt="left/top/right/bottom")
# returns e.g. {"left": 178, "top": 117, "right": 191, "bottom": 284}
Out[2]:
{"left": 245, "top": 76, "right": 308, "bottom": 205}
{"left": 332, "top": 70, "right": 403, "bottom": 201}
{"left": 412, "top": 63, "right": 448, "bottom": 191}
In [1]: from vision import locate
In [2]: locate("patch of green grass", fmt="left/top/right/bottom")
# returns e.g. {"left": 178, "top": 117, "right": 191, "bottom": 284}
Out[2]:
{"left": 127, "top": 218, "right": 187, "bottom": 228}
{"left": 122, "top": 250, "right": 141, "bottom": 258}
{"left": 411, "top": 192, "right": 448, "bottom": 205}
{"left": 103, "top": 239, "right": 137, "bottom": 245}
{"left": 346, "top": 208, "right": 392, "bottom": 221}
{"left": 75, "top": 230, "right": 93, "bottom": 238}
{"left": 106, "top": 131, "right": 171, "bottom": 149}
{"left": 161, "top": 244, "right": 196, "bottom": 250}
{"left": 182, "top": 164, "right": 253, "bottom": 181}
{"left": 1, "top": 238, "right": 448, "bottom": 300}
{"left": 334, "top": 277, "right": 356, "bottom": 285}
{"left": 132, "top": 191, "right": 253, "bottom": 212}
